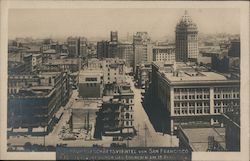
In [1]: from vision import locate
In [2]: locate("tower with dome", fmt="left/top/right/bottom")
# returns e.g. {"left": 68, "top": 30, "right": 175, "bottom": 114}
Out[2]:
{"left": 175, "top": 10, "right": 199, "bottom": 62}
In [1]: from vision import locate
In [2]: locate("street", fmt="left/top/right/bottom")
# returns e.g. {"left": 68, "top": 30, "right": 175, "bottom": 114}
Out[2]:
{"left": 126, "top": 76, "right": 178, "bottom": 147}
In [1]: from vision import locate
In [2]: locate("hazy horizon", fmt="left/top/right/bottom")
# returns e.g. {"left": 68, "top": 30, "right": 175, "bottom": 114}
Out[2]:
{"left": 9, "top": 8, "right": 240, "bottom": 41}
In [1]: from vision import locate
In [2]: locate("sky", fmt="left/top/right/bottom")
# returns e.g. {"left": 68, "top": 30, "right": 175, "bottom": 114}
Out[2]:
{"left": 8, "top": 8, "right": 240, "bottom": 41}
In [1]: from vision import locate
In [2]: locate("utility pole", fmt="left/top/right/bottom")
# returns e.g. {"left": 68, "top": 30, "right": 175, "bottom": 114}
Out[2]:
{"left": 161, "top": 120, "right": 164, "bottom": 136}
{"left": 144, "top": 124, "right": 147, "bottom": 147}
{"left": 87, "top": 110, "right": 90, "bottom": 133}
{"left": 84, "top": 114, "right": 87, "bottom": 130}
{"left": 44, "top": 126, "right": 46, "bottom": 148}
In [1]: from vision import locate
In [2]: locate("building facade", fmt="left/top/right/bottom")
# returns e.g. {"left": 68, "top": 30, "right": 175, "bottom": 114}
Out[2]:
{"left": 8, "top": 86, "right": 57, "bottom": 133}
{"left": 117, "top": 42, "right": 134, "bottom": 67}
{"left": 67, "top": 37, "right": 79, "bottom": 58}
{"left": 87, "top": 58, "right": 126, "bottom": 85}
{"left": 44, "top": 58, "right": 81, "bottom": 72}
{"left": 135, "top": 63, "right": 152, "bottom": 89}
{"left": 228, "top": 39, "right": 240, "bottom": 58}
{"left": 97, "top": 83, "right": 135, "bottom": 136}
{"left": 8, "top": 72, "right": 71, "bottom": 134}
{"left": 8, "top": 75, "right": 40, "bottom": 94}
{"left": 79, "top": 37, "right": 88, "bottom": 58}
{"left": 133, "top": 32, "right": 151, "bottom": 71}
{"left": 223, "top": 105, "right": 240, "bottom": 151}
{"left": 151, "top": 62, "right": 240, "bottom": 134}
{"left": 109, "top": 31, "right": 119, "bottom": 58}
{"left": 8, "top": 61, "right": 26, "bottom": 75}
{"left": 152, "top": 45, "right": 176, "bottom": 63}
{"left": 102, "top": 58, "right": 126, "bottom": 84}
{"left": 78, "top": 69, "right": 104, "bottom": 98}
{"left": 42, "top": 49, "right": 60, "bottom": 63}
{"left": 175, "top": 11, "right": 198, "bottom": 62}
{"left": 97, "top": 41, "right": 109, "bottom": 59}
{"left": 32, "top": 54, "right": 42, "bottom": 72}
{"left": 23, "top": 54, "right": 33, "bottom": 73}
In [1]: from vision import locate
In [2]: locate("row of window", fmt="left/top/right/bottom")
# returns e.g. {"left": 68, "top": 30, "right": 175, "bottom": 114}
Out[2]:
{"left": 85, "top": 77, "right": 97, "bottom": 81}
{"left": 174, "top": 94, "right": 210, "bottom": 100}
{"left": 213, "top": 107, "right": 236, "bottom": 114}
{"left": 174, "top": 101, "right": 210, "bottom": 108}
{"left": 156, "top": 55, "right": 175, "bottom": 59}
{"left": 107, "top": 72, "right": 120, "bottom": 76}
{"left": 214, "top": 87, "right": 239, "bottom": 92}
{"left": 9, "top": 88, "right": 18, "bottom": 94}
{"left": 214, "top": 101, "right": 240, "bottom": 106}
{"left": 122, "top": 99, "right": 133, "bottom": 104}
{"left": 214, "top": 108, "right": 221, "bottom": 114}
{"left": 174, "top": 108, "right": 210, "bottom": 115}
{"left": 174, "top": 93, "right": 240, "bottom": 100}
{"left": 125, "top": 121, "right": 133, "bottom": 126}
{"left": 214, "top": 93, "right": 240, "bottom": 99}
{"left": 174, "top": 101, "right": 239, "bottom": 108}
{"left": 174, "top": 88, "right": 210, "bottom": 93}
{"left": 107, "top": 77, "right": 118, "bottom": 80}
{"left": 9, "top": 81, "right": 37, "bottom": 86}
{"left": 153, "top": 49, "right": 175, "bottom": 53}
{"left": 155, "top": 58, "right": 175, "bottom": 61}
{"left": 155, "top": 52, "right": 175, "bottom": 56}
{"left": 125, "top": 106, "right": 133, "bottom": 111}
{"left": 124, "top": 113, "right": 133, "bottom": 119}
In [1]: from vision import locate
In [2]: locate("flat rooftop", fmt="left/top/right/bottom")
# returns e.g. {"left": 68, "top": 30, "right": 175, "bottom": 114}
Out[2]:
{"left": 153, "top": 61, "right": 231, "bottom": 83}
{"left": 11, "top": 86, "right": 55, "bottom": 98}
{"left": 72, "top": 99, "right": 101, "bottom": 110}
{"left": 163, "top": 71, "right": 227, "bottom": 82}
{"left": 181, "top": 127, "right": 225, "bottom": 151}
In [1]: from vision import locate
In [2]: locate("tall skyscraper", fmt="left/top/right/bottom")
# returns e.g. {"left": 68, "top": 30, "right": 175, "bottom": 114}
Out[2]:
{"left": 67, "top": 37, "right": 80, "bottom": 58}
{"left": 175, "top": 11, "right": 198, "bottom": 62}
{"left": 228, "top": 39, "right": 240, "bottom": 58}
{"left": 133, "top": 32, "right": 151, "bottom": 71}
{"left": 79, "top": 37, "right": 88, "bottom": 58}
{"left": 110, "top": 31, "right": 118, "bottom": 42}
{"left": 67, "top": 37, "right": 88, "bottom": 58}
{"left": 109, "top": 31, "right": 118, "bottom": 58}
{"left": 97, "top": 31, "right": 119, "bottom": 59}
{"left": 97, "top": 41, "right": 109, "bottom": 59}
{"left": 117, "top": 42, "right": 134, "bottom": 67}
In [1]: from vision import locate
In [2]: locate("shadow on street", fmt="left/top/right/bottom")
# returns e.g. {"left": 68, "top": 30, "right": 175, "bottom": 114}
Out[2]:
{"left": 141, "top": 87, "right": 171, "bottom": 135}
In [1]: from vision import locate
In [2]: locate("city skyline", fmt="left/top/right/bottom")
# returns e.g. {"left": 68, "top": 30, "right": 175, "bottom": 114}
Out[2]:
{"left": 5, "top": 3, "right": 243, "bottom": 156}
{"left": 9, "top": 8, "right": 240, "bottom": 40}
